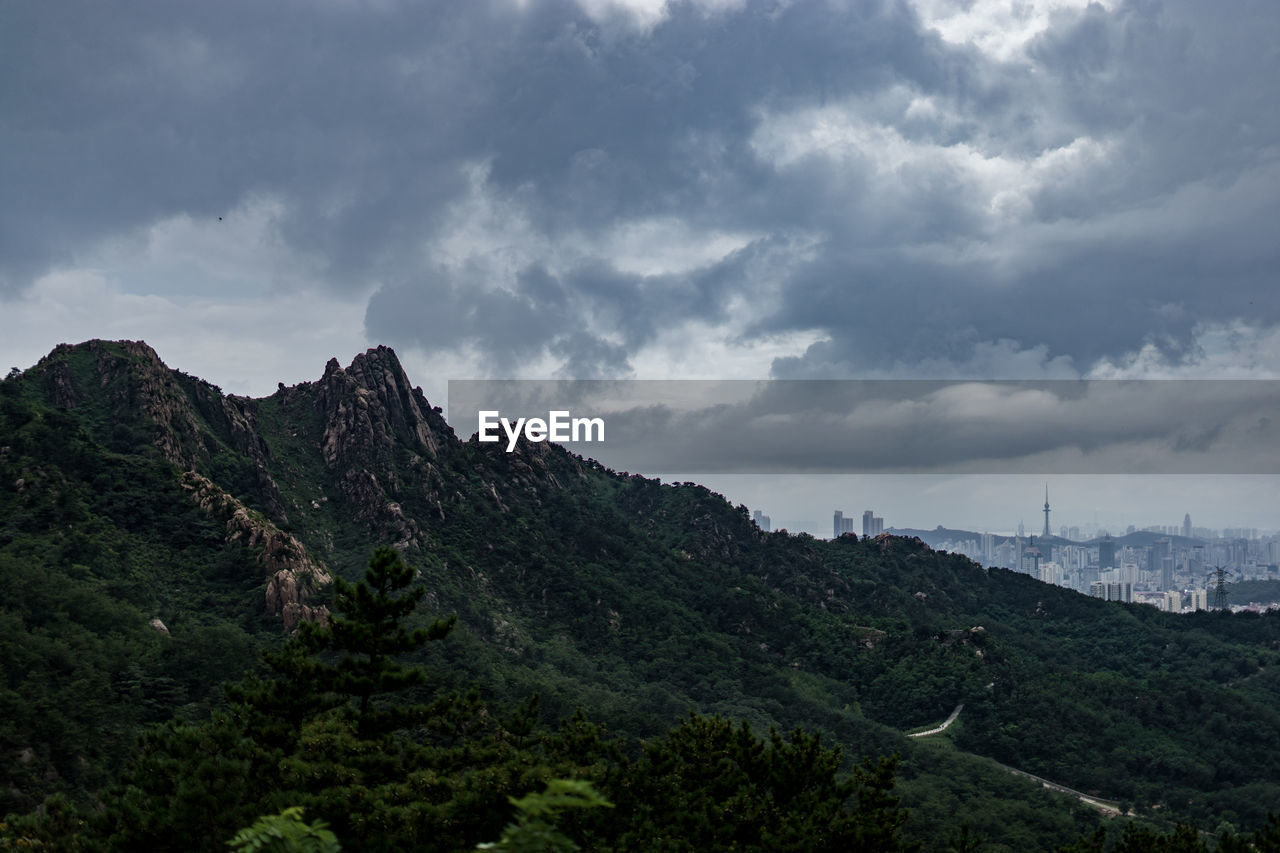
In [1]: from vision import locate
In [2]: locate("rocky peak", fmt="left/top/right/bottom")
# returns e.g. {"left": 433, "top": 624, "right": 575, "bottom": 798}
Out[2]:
{"left": 307, "top": 347, "right": 458, "bottom": 548}
{"left": 317, "top": 346, "right": 450, "bottom": 466}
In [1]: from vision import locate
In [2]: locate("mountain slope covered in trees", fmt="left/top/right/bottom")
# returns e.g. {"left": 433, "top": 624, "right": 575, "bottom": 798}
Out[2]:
{"left": 3, "top": 340, "right": 1280, "bottom": 850}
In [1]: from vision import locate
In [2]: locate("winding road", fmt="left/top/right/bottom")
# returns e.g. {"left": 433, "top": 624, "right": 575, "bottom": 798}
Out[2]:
{"left": 904, "top": 703, "right": 1125, "bottom": 816}
{"left": 907, "top": 703, "right": 963, "bottom": 737}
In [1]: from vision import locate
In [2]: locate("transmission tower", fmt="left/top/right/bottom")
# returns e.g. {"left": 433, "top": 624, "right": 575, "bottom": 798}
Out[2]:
{"left": 1205, "top": 566, "right": 1233, "bottom": 611}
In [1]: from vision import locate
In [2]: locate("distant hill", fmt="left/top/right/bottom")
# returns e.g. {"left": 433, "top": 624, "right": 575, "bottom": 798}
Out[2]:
{"left": 891, "top": 526, "right": 1209, "bottom": 552}
{"left": 4, "top": 340, "right": 1280, "bottom": 849}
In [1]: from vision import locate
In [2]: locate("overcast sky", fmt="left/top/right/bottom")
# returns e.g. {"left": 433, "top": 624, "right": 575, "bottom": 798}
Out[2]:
{"left": 4, "top": 0, "right": 1279, "bottom": 534}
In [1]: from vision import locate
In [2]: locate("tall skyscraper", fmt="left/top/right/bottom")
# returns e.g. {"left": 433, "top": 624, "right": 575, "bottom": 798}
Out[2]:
{"left": 1151, "top": 537, "right": 1172, "bottom": 589}
{"left": 1042, "top": 484, "right": 1051, "bottom": 538}
{"left": 1099, "top": 534, "right": 1116, "bottom": 570}
{"left": 833, "top": 511, "right": 855, "bottom": 539}
{"left": 1021, "top": 539, "right": 1041, "bottom": 576}
{"left": 860, "top": 510, "right": 883, "bottom": 537}
{"left": 1183, "top": 513, "right": 1192, "bottom": 539}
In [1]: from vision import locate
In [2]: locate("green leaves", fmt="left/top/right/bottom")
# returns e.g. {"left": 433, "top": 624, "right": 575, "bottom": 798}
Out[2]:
{"left": 596, "top": 714, "right": 917, "bottom": 853}
{"left": 298, "top": 546, "right": 456, "bottom": 731}
{"left": 477, "top": 779, "right": 613, "bottom": 852}
{"left": 227, "top": 807, "right": 341, "bottom": 853}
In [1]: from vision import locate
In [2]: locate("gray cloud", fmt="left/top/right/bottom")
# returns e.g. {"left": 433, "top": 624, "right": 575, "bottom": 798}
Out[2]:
{"left": 4, "top": 0, "right": 1278, "bottom": 380}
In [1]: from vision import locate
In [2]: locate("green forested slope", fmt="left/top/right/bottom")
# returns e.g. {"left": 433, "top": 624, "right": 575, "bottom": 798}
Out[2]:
{"left": 3, "top": 341, "right": 1280, "bottom": 850}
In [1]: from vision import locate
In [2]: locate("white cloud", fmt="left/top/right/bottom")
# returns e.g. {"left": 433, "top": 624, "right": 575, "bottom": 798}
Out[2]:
{"left": 588, "top": 217, "right": 759, "bottom": 277}
{"left": 750, "top": 100, "right": 1114, "bottom": 229}
{"left": 631, "top": 324, "right": 823, "bottom": 379}
{"left": 907, "top": 0, "right": 1116, "bottom": 62}
{"left": 1089, "top": 322, "right": 1280, "bottom": 379}
{"left": 431, "top": 161, "right": 761, "bottom": 281}
{"left": 0, "top": 192, "right": 373, "bottom": 395}
{"left": 572, "top": 0, "right": 748, "bottom": 31}
{"left": 1, "top": 268, "right": 370, "bottom": 398}
{"left": 89, "top": 194, "right": 330, "bottom": 301}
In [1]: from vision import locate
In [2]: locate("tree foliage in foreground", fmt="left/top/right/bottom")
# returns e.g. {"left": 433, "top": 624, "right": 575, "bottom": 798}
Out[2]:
{"left": 595, "top": 715, "right": 916, "bottom": 852}
{"left": 10, "top": 547, "right": 915, "bottom": 852}
{"left": 227, "top": 807, "right": 340, "bottom": 853}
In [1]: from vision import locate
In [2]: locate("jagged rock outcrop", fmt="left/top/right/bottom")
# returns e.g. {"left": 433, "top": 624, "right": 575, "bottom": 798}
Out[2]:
{"left": 185, "top": 382, "right": 288, "bottom": 519}
{"left": 317, "top": 347, "right": 448, "bottom": 467}
{"left": 311, "top": 347, "right": 454, "bottom": 549}
{"left": 181, "top": 471, "right": 330, "bottom": 629}
{"left": 109, "top": 340, "right": 207, "bottom": 470}
{"left": 41, "top": 357, "right": 79, "bottom": 409}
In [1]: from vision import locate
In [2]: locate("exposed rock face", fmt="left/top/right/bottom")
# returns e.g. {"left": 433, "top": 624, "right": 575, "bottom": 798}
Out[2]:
{"left": 181, "top": 471, "right": 330, "bottom": 629}
{"left": 185, "top": 382, "right": 288, "bottom": 520}
{"left": 26, "top": 339, "right": 466, "bottom": 624}
{"left": 312, "top": 347, "right": 454, "bottom": 549}
{"left": 42, "top": 358, "right": 79, "bottom": 409}
{"left": 317, "top": 346, "right": 448, "bottom": 467}
{"left": 112, "top": 340, "right": 206, "bottom": 469}
{"left": 36, "top": 340, "right": 207, "bottom": 469}
{"left": 35, "top": 339, "right": 289, "bottom": 519}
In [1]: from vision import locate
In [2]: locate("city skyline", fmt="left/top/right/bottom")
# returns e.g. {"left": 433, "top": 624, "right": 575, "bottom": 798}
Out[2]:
{"left": 688, "top": 473, "right": 1280, "bottom": 541}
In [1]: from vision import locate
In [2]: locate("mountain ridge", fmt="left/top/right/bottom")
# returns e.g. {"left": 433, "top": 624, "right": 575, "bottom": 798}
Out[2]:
{"left": 5, "top": 339, "right": 1280, "bottom": 848}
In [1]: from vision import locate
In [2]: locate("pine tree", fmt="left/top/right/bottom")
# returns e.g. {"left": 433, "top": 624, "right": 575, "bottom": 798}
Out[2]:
{"left": 589, "top": 713, "right": 918, "bottom": 852}
{"left": 294, "top": 546, "right": 455, "bottom": 735}
{"left": 95, "top": 547, "right": 459, "bottom": 851}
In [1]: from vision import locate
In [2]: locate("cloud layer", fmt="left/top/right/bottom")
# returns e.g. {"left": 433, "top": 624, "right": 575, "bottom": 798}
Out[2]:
{"left": 4, "top": 0, "right": 1279, "bottom": 387}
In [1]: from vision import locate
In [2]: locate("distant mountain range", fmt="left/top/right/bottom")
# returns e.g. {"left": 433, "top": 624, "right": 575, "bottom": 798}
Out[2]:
{"left": 891, "top": 527, "right": 1207, "bottom": 550}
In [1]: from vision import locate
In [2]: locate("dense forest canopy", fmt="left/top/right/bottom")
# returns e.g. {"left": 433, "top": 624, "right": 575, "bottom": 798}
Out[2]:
{"left": 3, "top": 341, "right": 1280, "bottom": 851}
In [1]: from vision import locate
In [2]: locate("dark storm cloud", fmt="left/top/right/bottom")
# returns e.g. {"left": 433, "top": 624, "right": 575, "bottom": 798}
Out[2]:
{"left": 5, "top": 0, "right": 1278, "bottom": 376}
{"left": 0, "top": 0, "right": 507, "bottom": 290}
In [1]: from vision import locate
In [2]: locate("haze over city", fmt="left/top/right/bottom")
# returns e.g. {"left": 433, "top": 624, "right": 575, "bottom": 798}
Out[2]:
{"left": 692, "top": 474, "right": 1280, "bottom": 541}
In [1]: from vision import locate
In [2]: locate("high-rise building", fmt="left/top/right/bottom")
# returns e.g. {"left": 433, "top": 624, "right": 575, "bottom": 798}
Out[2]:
{"left": 1182, "top": 514, "right": 1192, "bottom": 538}
{"left": 1098, "top": 534, "right": 1116, "bottom": 570}
{"left": 862, "top": 510, "right": 883, "bottom": 537}
{"left": 753, "top": 510, "right": 771, "bottom": 532}
{"left": 1089, "top": 581, "right": 1133, "bottom": 603}
{"left": 1188, "top": 588, "right": 1208, "bottom": 611}
{"left": 833, "top": 511, "right": 855, "bottom": 539}
{"left": 1020, "top": 540, "right": 1041, "bottom": 576}
{"left": 1151, "top": 538, "right": 1172, "bottom": 589}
